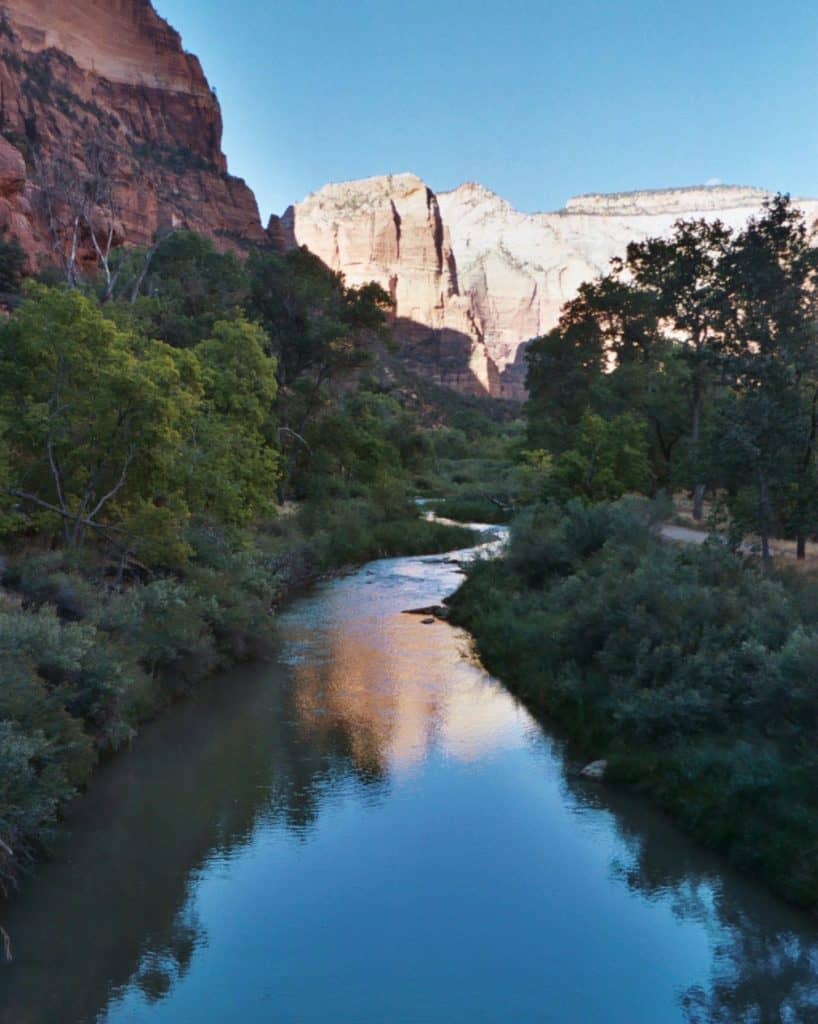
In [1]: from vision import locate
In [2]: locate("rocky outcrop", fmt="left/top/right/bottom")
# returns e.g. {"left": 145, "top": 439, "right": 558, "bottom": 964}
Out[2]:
{"left": 0, "top": 0, "right": 266, "bottom": 269}
{"left": 280, "top": 174, "right": 498, "bottom": 396}
{"left": 287, "top": 176, "right": 818, "bottom": 400}
{"left": 439, "top": 183, "right": 818, "bottom": 397}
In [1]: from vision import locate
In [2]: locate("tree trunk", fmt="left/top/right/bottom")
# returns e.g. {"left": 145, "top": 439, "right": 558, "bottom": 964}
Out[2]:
{"left": 693, "top": 483, "right": 706, "bottom": 522}
{"left": 797, "top": 532, "right": 806, "bottom": 560}
{"left": 691, "top": 378, "right": 705, "bottom": 521}
{"left": 757, "top": 468, "right": 773, "bottom": 569}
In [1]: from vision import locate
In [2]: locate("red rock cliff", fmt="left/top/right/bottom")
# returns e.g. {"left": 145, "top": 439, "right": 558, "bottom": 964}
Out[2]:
{"left": 0, "top": 0, "right": 266, "bottom": 268}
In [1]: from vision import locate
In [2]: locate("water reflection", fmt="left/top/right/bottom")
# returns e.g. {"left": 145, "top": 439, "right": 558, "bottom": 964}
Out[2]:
{"left": 1, "top": 532, "right": 818, "bottom": 1023}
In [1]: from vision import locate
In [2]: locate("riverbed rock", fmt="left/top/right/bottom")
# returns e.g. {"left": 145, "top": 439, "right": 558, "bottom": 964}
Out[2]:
{"left": 580, "top": 759, "right": 608, "bottom": 781}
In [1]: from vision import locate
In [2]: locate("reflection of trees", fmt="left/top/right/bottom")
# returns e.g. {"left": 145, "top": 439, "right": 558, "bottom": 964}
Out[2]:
{"left": 0, "top": 645, "right": 390, "bottom": 1024}
{"left": 561, "top": 768, "right": 818, "bottom": 1024}
{"left": 8, "top": 560, "right": 818, "bottom": 1024}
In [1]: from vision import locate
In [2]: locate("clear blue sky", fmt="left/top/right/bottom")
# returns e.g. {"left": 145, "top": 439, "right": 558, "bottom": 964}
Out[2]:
{"left": 154, "top": 0, "right": 818, "bottom": 222}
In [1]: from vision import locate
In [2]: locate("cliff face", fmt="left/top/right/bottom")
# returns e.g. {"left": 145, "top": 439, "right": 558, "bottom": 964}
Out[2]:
{"left": 288, "top": 177, "right": 818, "bottom": 400}
{"left": 281, "top": 174, "right": 498, "bottom": 396}
{"left": 0, "top": 0, "right": 266, "bottom": 269}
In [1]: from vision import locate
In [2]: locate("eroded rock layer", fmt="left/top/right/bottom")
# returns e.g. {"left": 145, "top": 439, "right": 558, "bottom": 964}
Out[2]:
{"left": 280, "top": 174, "right": 498, "bottom": 397}
{"left": 287, "top": 177, "right": 818, "bottom": 399}
{"left": 0, "top": 0, "right": 266, "bottom": 268}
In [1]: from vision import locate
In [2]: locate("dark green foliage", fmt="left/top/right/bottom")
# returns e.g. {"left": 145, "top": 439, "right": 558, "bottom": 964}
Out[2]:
{"left": 545, "top": 410, "right": 650, "bottom": 502}
{"left": 246, "top": 247, "right": 393, "bottom": 485}
{"left": 116, "top": 231, "right": 249, "bottom": 347}
{"left": 0, "top": 235, "right": 25, "bottom": 294}
{"left": 524, "top": 197, "right": 818, "bottom": 546}
{"left": 0, "top": 233, "right": 488, "bottom": 895}
{"left": 450, "top": 501, "right": 818, "bottom": 907}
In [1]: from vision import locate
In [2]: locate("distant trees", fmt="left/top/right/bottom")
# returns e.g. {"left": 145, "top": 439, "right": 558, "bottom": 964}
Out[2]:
{"left": 525, "top": 195, "right": 818, "bottom": 561}
{"left": 246, "top": 246, "right": 393, "bottom": 491}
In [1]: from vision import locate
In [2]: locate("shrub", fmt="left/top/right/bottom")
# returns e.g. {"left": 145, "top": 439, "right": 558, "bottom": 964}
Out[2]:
{"left": 449, "top": 498, "right": 818, "bottom": 908}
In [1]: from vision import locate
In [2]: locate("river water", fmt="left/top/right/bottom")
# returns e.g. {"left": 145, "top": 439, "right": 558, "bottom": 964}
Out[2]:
{"left": 3, "top": 527, "right": 818, "bottom": 1023}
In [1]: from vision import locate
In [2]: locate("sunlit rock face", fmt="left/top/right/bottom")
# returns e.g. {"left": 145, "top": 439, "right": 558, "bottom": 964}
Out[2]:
{"left": 280, "top": 174, "right": 498, "bottom": 397}
{"left": 288, "top": 176, "right": 818, "bottom": 399}
{"left": 0, "top": 0, "right": 266, "bottom": 267}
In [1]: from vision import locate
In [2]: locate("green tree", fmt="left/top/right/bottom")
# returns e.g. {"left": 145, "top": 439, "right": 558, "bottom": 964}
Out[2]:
{"left": 247, "top": 247, "right": 392, "bottom": 491}
{"left": 715, "top": 196, "right": 818, "bottom": 562}
{"left": 546, "top": 410, "right": 651, "bottom": 503}
{"left": 526, "top": 273, "right": 683, "bottom": 488}
{"left": 117, "top": 231, "right": 249, "bottom": 347}
{"left": 525, "top": 283, "right": 607, "bottom": 452}
{"left": 624, "top": 218, "right": 731, "bottom": 518}
{"left": 0, "top": 286, "right": 201, "bottom": 553}
{"left": 182, "top": 319, "right": 280, "bottom": 526}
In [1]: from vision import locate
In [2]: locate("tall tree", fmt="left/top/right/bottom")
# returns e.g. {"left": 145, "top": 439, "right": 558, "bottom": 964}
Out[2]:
{"left": 247, "top": 247, "right": 391, "bottom": 491}
{"left": 716, "top": 196, "right": 818, "bottom": 562}
{"left": 624, "top": 218, "right": 731, "bottom": 518}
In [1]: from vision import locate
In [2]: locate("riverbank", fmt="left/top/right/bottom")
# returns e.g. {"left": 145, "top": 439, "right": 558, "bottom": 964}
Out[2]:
{"left": 6, "top": 519, "right": 818, "bottom": 1024}
{"left": 0, "top": 504, "right": 476, "bottom": 901}
{"left": 448, "top": 498, "right": 818, "bottom": 910}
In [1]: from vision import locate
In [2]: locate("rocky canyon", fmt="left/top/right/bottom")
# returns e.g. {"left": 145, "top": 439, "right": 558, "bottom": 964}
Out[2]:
{"left": 3, "top": 2, "right": 817, "bottom": 400}
{"left": 0, "top": 0, "right": 266, "bottom": 273}
{"left": 284, "top": 175, "right": 818, "bottom": 399}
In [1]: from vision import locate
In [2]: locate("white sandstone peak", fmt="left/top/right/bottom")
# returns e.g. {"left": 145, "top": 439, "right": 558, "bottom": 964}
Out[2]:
{"left": 286, "top": 173, "right": 818, "bottom": 400}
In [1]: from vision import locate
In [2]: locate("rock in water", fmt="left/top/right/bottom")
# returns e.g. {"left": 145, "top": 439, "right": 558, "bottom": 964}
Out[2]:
{"left": 580, "top": 759, "right": 608, "bottom": 781}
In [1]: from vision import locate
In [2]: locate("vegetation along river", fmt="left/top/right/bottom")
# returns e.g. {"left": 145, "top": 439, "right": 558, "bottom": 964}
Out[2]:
{"left": 3, "top": 525, "right": 818, "bottom": 1023}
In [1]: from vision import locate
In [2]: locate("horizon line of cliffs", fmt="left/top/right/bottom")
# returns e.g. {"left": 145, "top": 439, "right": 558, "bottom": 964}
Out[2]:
{"left": 278, "top": 174, "right": 818, "bottom": 399}
{"left": 2, "top": 0, "right": 817, "bottom": 400}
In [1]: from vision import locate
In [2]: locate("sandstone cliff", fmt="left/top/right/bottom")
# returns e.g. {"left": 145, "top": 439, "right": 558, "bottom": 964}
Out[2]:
{"left": 0, "top": 0, "right": 266, "bottom": 270}
{"left": 280, "top": 174, "right": 498, "bottom": 396}
{"left": 287, "top": 177, "right": 818, "bottom": 399}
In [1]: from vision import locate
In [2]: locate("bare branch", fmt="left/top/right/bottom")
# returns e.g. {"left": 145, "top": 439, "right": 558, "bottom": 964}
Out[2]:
{"left": 277, "top": 427, "right": 312, "bottom": 453}
{"left": 86, "top": 447, "right": 135, "bottom": 522}
{"left": 8, "top": 490, "right": 122, "bottom": 533}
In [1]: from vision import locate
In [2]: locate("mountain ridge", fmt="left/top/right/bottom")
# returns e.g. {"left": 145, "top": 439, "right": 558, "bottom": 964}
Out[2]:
{"left": 286, "top": 174, "right": 818, "bottom": 398}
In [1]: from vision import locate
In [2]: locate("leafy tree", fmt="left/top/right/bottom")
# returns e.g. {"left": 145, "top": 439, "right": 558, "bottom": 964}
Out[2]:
{"left": 247, "top": 247, "right": 392, "bottom": 491}
{"left": 526, "top": 273, "right": 682, "bottom": 487}
{"left": 546, "top": 410, "right": 651, "bottom": 503}
{"left": 525, "top": 285, "right": 607, "bottom": 452}
{"left": 624, "top": 218, "right": 731, "bottom": 518}
{"left": 119, "top": 231, "right": 249, "bottom": 347}
{"left": 0, "top": 285, "right": 201, "bottom": 553}
{"left": 715, "top": 196, "right": 818, "bottom": 562}
{"left": 182, "top": 319, "right": 280, "bottom": 527}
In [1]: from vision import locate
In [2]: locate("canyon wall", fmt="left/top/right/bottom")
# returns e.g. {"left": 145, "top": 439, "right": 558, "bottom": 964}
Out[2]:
{"left": 279, "top": 174, "right": 498, "bottom": 396}
{"left": 0, "top": 0, "right": 266, "bottom": 270}
{"left": 287, "top": 177, "right": 818, "bottom": 399}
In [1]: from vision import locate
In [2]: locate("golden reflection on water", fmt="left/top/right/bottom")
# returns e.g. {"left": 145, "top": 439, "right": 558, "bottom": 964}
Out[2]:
{"left": 291, "top": 602, "right": 525, "bottom": 779}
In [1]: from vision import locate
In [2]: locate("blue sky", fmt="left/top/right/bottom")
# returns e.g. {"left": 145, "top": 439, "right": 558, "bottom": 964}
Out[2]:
{"left": 155, "top": 0, "right": 818, "bottom": 222}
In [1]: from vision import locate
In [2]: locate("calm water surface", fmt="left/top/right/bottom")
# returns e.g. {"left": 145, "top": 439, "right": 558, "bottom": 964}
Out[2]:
{"left": 3, "top": 528, "right": 818, "bottom": 1023}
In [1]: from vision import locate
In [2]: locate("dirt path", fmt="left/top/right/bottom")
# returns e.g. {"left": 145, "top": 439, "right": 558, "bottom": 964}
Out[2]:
{"left": 659, "top": 524, "right": 712, "bottom": 546}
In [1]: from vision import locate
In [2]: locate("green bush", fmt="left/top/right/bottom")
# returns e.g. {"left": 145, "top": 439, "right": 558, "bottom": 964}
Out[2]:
{"left": 449, "top": 499, "right": 818, "bottom": 908}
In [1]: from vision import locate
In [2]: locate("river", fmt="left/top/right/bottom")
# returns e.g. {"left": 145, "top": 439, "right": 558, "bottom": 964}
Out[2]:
{"left": 2, "top": 526, "right": 818, "bottom": 1023}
